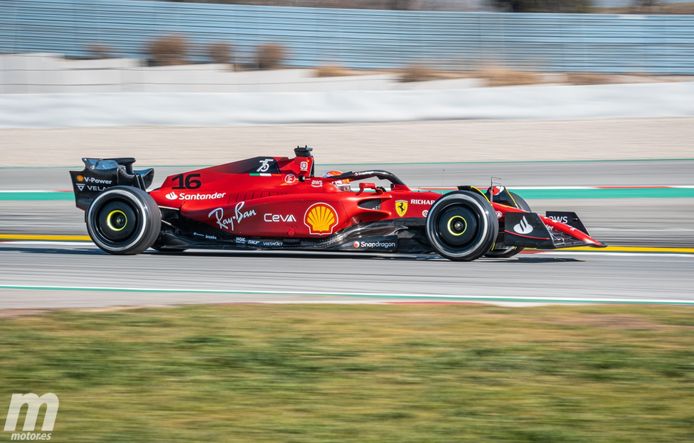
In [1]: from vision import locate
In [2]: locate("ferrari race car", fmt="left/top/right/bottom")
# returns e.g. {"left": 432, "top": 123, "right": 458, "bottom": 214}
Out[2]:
{"left": 70, "top": 146, "right": 605, "bottom": 261}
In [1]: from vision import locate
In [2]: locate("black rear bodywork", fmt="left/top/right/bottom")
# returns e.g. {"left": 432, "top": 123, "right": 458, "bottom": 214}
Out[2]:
{"left": 70, "top": 158, "right": 154, "bottom": 210}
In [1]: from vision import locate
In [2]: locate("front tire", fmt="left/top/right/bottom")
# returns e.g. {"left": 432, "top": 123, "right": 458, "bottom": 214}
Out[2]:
{"left": 426, "top": 191, "right": 499, "bottom": 261}
{"left": 86, "top": 186, "right": 161, "bottom": 255}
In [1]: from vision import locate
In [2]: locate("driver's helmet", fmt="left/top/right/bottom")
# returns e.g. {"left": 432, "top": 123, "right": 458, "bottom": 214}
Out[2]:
{"left": 323, "top": 170, "right": 351, "bottom": 191}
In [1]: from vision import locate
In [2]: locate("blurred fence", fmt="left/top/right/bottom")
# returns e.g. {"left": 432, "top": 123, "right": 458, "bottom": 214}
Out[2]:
{"left": 1, "top": 0, "right": 694, "bottom": 73}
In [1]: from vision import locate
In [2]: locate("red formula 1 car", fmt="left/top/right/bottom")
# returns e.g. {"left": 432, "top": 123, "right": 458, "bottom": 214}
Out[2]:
{"left": 70, "top": 146, "right": 605, "bottom": 261}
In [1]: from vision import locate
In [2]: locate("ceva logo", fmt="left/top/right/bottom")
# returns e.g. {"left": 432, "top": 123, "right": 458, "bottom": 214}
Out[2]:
{"left": 4, "top": 393, "right": 59, "bottom": 440}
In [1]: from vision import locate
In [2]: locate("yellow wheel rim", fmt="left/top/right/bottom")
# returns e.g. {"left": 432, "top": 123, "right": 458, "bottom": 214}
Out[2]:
{"left": 106, "top": 209, "right": 128, "bottom": 232}
{"left": 447, "top": 215, "right": 467, "bottom": 236}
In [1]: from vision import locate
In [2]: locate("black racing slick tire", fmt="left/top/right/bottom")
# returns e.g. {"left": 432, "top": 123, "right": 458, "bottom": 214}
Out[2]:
{"left": 425, "top": 190, "right": 499, "bottom": 261}
{"left": 86, "top": 186, "right": 161, "bottom": 255}
{"left": 485, "top": 192, "right": 531, "bottom": 258}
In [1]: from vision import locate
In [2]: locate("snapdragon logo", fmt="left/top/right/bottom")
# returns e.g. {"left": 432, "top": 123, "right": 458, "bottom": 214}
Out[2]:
{"left": 353, "top": 240, "right": 397, "bottom": 250}
{"left": 4, "top": 393, "right": 59, "bottom": 441}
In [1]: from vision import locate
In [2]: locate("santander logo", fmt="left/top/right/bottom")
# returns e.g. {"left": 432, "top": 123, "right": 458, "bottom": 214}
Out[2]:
{"left": 166, "top": 192, "right": 226, "bottom": 201}
{"left": 513, "top": 216, "right": 533, "bottom": 235}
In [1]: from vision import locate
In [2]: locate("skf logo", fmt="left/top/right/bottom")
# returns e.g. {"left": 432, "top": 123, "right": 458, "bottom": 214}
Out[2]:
{"left": 165, "top": 192, "right": 178, "bottom": 200}
{"left": 395, "top": 200, "right": 408, "bottom": 217}
{"left": 304, "top": 203, "right": 338, "bottom": 236}
{"left": 4, "top": 393, "right": 59, "bottom": 440}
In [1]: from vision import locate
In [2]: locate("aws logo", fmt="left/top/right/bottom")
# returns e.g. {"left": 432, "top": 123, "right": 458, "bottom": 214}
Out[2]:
{"left": 304, "top": 203, "right": 338, "bottom": 236}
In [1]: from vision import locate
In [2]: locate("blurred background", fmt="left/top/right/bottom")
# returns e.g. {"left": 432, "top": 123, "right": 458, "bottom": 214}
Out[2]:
{"left": 1, "top": 0, "right": 694, "bottom": 117}
{"left": 1, "top": 0, "right": 693, "bottom": 159}
{"left": 1, "top": 3, "right": 693, "bottom": 441}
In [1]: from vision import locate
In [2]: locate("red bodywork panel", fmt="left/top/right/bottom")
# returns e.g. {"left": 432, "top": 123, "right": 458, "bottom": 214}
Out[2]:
{"left": 148, "top": 155, "right": 442, "bottom": 239}
{"left": 146, "top": 154, "right": 604, "bottom": 248}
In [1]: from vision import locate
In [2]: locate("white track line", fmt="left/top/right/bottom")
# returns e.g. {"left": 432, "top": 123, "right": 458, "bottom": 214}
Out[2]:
{"left": 0, "top": 283, "right": 692, "bottom": 305}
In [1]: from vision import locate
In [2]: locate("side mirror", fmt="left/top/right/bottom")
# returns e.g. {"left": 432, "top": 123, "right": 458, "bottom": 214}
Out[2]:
{"left": 358, "top": 182, "right": 381, "bottom": 193}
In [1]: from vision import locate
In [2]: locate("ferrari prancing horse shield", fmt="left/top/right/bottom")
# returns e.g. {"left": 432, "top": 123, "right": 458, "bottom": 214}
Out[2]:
{"left": 395, "top": 200, "right": 408, "bottom": 217}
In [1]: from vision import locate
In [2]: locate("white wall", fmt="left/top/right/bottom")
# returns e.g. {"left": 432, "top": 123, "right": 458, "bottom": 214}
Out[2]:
{"left": 2, "top": 81, "right": 694, "bottom": 127}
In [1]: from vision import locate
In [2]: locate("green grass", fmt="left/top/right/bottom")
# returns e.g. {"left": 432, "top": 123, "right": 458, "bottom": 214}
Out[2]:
{"left": 0, "top": 304, "right": 692, "bottom": 442}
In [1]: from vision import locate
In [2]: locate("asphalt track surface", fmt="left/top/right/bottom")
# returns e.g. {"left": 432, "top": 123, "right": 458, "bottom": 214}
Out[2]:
{"left": 2, "top": 159, "right": 693, "bottom": 189}
{"left": 1, "top": 160, "right": 692, "bottom": 309}
{"left": 0, "top": 243, "right": 693, "bottom": 309}
{"left": 2, "top": 160, "right": 693, "bottom": 245}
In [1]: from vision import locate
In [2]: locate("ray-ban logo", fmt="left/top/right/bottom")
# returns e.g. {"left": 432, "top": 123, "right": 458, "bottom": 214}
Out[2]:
{"left": 4, "top": 393, "right": 59, "bottom": 440}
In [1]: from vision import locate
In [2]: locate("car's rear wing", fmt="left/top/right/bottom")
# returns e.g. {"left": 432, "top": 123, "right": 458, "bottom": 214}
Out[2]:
{"left": 69, "top": 157, "right": 154, "bottom": 210}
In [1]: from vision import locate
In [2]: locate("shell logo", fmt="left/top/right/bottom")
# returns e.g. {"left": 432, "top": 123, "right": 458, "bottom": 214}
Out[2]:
{"left": 76, "top": 175, "right": 84, "bottom": 182}
{"left": 304, "top": 203, "right": 338, "bottom": 236}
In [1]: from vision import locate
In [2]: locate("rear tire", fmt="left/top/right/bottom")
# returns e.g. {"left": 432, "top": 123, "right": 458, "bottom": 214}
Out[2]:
{"left": 486, "top": 192, "right": 530, "bottom": 258}
{"left": 426, "top": 191, "right": 498, "bottom": 261}
{"left": 86, "top": 186, "right": 161, "bottom": 255}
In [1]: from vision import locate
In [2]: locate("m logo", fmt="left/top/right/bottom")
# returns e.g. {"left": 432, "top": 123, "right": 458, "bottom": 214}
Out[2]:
{"left": 395, "top": 200, "right": 408, "bottom": 218}
{"left": 4, "top": 393, "right": 59, "bottom": 432}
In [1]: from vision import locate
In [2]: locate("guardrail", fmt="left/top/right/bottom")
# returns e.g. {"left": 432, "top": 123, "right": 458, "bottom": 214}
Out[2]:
{"left": 1, "top": 0, "right": 694, "bottom": 73}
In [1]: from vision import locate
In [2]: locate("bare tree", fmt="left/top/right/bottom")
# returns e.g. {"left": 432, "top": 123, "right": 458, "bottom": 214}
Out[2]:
{"left": 493, "top": 0, "right": 592, "bottom": 12}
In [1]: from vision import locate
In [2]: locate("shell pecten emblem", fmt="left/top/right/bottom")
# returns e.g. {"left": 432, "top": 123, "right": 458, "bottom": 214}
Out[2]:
{"left": 304, "top": 202, "right": 339, "bottom": 236}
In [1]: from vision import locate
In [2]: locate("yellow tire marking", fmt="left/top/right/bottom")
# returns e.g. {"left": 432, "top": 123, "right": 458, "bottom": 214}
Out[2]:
{"left": 446, "top": 215, "right": 468, "bottom": 236}
{"left": 106, "top": 209, "right": 127, "bottom": 232}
